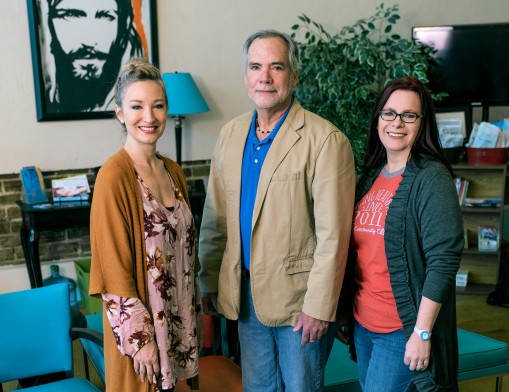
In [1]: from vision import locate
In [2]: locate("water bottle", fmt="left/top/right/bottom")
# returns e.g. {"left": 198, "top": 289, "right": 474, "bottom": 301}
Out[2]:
{"left": 43, "top": 264, "right": 79, "bottom": 308}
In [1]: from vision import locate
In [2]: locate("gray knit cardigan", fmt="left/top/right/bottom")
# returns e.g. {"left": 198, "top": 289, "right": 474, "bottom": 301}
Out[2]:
{"left": 342, "top": 155, "right": 464, "bottom": 391}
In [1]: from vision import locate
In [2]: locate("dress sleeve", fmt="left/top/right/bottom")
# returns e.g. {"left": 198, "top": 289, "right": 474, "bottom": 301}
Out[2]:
{"left": 102, "top": 293, "right": 155, "bottom": 358}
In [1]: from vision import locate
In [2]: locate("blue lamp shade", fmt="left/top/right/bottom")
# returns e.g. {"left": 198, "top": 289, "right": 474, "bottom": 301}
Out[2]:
{"left": 162, "top": 72, "right": 209, "bottom": 116}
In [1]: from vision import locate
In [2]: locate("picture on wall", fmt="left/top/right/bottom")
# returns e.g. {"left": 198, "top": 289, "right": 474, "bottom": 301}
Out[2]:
{"left": 26, "top": 0, "right": 158, "bottom": 121}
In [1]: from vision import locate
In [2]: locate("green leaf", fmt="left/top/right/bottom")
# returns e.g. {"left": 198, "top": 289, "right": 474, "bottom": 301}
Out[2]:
{"left": 291, "top": 2, "right": 440, "bottom": 173}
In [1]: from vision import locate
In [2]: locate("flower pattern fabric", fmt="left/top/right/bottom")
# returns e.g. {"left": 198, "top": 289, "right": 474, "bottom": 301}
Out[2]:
{"left": 103, "top": 173, "right": 202, "bottom": 391}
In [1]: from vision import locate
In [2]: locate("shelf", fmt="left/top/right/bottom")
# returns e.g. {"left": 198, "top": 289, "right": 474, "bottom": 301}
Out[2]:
{"left": 462, "top": 248, "right": 499, "bottom": 256}
{"left": 454, "top": 164, "right": 506, "bottom": 290}
{"left": 461, "top": 206, "right": 502, "bottom": 213}
{"left": 456, "top": 283, "right": 495, "bottom": 296}
{"left": 453, "top": 164, "right": 506, "bottom": 171}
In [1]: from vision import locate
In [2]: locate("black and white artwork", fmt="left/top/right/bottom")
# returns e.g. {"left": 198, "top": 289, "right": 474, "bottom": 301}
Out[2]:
{"left": 27, "top": 0, "right": 158, "bottom": 121}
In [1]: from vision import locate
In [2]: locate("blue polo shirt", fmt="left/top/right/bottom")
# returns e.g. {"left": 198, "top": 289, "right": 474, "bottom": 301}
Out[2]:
{"left": 239, "top": 100, "right": 293, "bottom": 270}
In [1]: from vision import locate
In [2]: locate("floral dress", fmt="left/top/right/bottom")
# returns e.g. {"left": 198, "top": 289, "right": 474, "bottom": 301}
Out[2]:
{"left": 102, "top": 173, "right": 202, "bottom": 391}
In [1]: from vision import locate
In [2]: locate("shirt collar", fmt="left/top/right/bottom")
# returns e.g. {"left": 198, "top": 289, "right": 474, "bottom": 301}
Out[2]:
{"left": 248, "top": 96, "right": 295, "bottom": 143}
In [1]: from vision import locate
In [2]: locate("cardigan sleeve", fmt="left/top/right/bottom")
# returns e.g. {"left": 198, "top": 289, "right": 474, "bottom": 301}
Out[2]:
{"left": 417, "top": 170, "right": 464, "bottom": 303}
{"left": 89, "top": 153, "right": 144, "bottom": 299}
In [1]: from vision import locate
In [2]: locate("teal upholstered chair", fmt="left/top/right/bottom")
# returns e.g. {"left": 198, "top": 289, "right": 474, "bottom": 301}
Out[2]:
{"left": 324, "top": 328, "right": 509, "bottom": 392}
{"left": 81, "top": 313, "right": 105, "bottom": 385}
{"left": 0, "top": 284, "right": 101, "bottom": 392}
{"left": 324, "top": 340, "right": 361, "bottom": 392}
{"left": 457, "top": 328, "right": 509, "bottom": 391}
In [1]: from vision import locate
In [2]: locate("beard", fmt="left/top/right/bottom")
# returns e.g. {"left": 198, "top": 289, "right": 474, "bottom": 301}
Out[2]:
{"left": 48, "top": 40, "right": 124, "bottom": 113}
{"left": 67, "top": 45, "right": 110, "bottom": 80}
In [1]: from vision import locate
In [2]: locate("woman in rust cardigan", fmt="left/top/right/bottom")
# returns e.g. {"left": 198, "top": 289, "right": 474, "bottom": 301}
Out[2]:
{"left": 89, "top": 58, "right": 202, "bottom": 392}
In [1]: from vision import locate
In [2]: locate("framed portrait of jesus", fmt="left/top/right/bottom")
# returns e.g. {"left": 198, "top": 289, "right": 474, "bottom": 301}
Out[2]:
{"left": 27, "top": 0, "right": 158, "bottom": 121}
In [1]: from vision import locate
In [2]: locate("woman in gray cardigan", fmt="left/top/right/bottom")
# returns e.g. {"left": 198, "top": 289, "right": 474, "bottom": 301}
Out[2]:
{"left": 338, "top": 77, "right": 464, "bottom": 391}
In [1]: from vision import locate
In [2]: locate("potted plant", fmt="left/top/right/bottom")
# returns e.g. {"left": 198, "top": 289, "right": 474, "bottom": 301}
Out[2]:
{"left": 291, "top": 3, "right": 445, "bottom": 171}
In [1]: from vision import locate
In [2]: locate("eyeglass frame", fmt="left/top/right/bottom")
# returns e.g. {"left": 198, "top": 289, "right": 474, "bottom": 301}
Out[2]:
{"left": 378, "top": 110, "right": 423, "bottom": 124}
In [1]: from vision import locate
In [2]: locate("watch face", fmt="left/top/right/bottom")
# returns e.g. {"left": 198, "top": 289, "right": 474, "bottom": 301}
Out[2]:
{"left": 421, "top": 331, "right": 430, "bottom": 340}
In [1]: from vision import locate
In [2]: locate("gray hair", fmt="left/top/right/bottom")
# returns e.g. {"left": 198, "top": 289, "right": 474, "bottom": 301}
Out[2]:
{"left": 114, "top": 58, "right": 167, "bottom": 108}
{"left": 242, "top": 30, "right": 300, "bottom": 76}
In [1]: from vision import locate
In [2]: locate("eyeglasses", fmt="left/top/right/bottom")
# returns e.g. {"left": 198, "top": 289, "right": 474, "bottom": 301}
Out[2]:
{"left": 378, "top": 110, "right": 423, "bottom": 124}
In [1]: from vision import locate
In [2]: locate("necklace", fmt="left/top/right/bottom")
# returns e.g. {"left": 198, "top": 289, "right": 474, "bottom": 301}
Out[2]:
{"left": 256, "top": 119, "right": 273, "bottom": 134}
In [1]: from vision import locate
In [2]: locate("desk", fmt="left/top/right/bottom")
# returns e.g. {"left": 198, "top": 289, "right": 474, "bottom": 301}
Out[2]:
{"left": 16, "top": 200, "right": 91, "bottom": 288}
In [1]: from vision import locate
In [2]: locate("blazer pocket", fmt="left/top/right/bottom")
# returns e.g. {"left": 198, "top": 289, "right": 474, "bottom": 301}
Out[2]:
{"left": 271, "top": 171, "right": 302, "bottom": 182}
{"left": 283, "top": 257, "right": 313, "bottom": 275}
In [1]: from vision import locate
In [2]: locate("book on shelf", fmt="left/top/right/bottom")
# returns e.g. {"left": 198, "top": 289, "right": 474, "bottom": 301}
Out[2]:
{"left": 51, "top": 174, "right": 90, "bottom": 203}
{"left": 456, "top": 270, "right": 469, "bottom": 287}
{"left": 20, "top": 166, "right": 48, "bottom": 204}
{"left": 454, "top": 177, "right": 469, "bottom": 205}
{"left": 463, "top": 197, "right": 502, "bottom": 208}
{"left": 478, "top": 225, "right": 500, "bottom": 252}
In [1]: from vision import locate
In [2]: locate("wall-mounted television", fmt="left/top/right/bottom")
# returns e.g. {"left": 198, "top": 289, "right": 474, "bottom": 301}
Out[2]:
{"left": 412, "top": 23, "right": 509, "bottom": 107}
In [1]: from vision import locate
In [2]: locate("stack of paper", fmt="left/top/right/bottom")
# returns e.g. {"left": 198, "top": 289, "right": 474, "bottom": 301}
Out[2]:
{"left": 52, "top": 174, "right": 90, "bottom": 202}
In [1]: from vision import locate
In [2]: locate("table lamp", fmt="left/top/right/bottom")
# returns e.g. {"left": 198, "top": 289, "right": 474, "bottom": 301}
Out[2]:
{"left": 162, "top": 72, "right": 210, "bottom": 165}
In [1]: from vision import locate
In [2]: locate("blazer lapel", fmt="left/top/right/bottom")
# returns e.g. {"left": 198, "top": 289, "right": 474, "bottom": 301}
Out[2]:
{"left": 222, "top": 115, "right": 252, "bottom": 208}
{"left": 252, "top": 102, "right": 304, "bottom": 226}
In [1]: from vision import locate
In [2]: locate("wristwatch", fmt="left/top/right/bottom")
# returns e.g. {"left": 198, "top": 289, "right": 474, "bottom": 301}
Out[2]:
{"left": 414, "top": 326, "right": 432, "bottom": 341}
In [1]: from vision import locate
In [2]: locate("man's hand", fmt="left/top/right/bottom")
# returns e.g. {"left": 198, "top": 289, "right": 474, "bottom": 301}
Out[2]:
{"left": 292, "top": 311, "right": 329, "bottom": 346}
{"left": 133, "top": 340, "right": 160, "bottom": 384}
{"left": 201, "top": 292, "right": 218, "bottom": 316}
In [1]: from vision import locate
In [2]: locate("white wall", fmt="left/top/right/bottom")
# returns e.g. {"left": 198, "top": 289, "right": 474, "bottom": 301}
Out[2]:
{"left": 2, "top": 0, "right": 509, "bottom": 174}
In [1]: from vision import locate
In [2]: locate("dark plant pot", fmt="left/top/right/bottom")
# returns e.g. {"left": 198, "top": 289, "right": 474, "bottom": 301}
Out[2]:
{"left": 442, "top": 147, "right": 464, "bottom": 165}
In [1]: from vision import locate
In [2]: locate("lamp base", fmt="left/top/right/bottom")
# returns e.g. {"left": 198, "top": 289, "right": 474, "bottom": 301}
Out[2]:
{"left": 173, "top": 116, "right": 184, "bottom": 166}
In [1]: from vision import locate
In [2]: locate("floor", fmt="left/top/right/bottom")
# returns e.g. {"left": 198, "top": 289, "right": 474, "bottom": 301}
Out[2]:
{"left": 2, "top": 294, "right": 508, "bottom": 391}
{"left": 456, "top": 293, "right": 509, "bottom": 392}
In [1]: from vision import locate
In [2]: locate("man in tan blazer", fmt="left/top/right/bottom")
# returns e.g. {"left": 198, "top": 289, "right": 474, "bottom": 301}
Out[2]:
{"left": 199, "top": 29, "right": 355, "bottom": 392}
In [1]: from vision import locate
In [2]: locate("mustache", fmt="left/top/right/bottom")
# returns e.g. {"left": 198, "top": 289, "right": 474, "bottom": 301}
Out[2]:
{"left": 68, "top": 45, "right": 108, "bottom": 61}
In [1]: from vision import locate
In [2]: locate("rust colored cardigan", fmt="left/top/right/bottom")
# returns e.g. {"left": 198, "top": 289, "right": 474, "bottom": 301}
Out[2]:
{"left": 89, "top": 148, "right": 195, "bottom": 392}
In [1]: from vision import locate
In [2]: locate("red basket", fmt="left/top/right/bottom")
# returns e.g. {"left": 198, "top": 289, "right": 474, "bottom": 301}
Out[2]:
{"left": 466, "top": 147, "right": 509, "bottom": 165}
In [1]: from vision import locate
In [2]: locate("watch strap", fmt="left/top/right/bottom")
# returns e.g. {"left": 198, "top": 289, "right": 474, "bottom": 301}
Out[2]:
{"left": 414, "top": 326, "right": 432, "bottom": 340}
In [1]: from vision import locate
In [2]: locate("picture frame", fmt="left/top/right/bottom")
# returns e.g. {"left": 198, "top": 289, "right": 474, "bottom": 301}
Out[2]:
{"left": 435, "top": 105, "right": 472, "bottom": 139}
{"left": 26, "top": 0, "right": 159, "bottom": 121}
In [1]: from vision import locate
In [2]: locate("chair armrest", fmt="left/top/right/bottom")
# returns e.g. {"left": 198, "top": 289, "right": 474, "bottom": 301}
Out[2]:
{"left": 71, "top": 327, "right": 104, "bottom": 347}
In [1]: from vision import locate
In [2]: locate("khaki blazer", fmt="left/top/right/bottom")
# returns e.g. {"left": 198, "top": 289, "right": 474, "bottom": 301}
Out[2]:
{"left": 199, "top": 100, "right": 355, "bottom": 326}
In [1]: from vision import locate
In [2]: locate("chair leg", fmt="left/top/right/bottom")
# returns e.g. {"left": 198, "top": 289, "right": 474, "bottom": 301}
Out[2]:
{"left": 82, "top": 347, "right": 91, "bottom": 381}
{"left": 496, "top": 376, "right": 503, "bottom": 392}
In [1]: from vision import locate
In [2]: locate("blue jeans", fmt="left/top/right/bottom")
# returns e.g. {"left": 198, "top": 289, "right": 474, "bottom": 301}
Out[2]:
{"left": 354, "top": 320, "right": 416, "bottom": 392}
{"left": 238, "top": 278, "right": 336, "bottom": 392}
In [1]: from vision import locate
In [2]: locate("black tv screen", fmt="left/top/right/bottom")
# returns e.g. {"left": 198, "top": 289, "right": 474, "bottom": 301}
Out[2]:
{"left": 412, "top": 23, "right": 509, "bottom": 106}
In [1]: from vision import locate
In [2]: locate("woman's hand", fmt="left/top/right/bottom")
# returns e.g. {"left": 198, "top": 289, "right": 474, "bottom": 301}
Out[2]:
{"left": 335, "top": 314, "right": 351, "bottom": 345}
{"left": 404, "top": 332, "right": 431, "bottom": 372}
{"left": 133, "top": 340, "right": 160, "bottom": 384}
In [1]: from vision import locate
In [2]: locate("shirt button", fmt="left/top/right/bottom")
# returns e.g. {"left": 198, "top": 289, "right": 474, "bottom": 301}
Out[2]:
{"left": 256, "top": 146, "right": 260, "bottom": 151}
{"left": 254, "top": 159, "right": 258, "bottom": 164}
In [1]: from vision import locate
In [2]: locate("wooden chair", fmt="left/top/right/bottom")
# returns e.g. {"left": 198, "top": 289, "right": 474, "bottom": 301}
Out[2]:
{"left": 175, "top": 314, "right": 242, "bottom": 391}
{"left": 80, "top": 312, "right": 241, "bottom": 391}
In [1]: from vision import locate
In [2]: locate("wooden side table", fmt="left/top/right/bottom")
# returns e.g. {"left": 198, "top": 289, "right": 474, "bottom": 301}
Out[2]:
{"left": 16, "top": 200, "right": 91, "bottom": 288}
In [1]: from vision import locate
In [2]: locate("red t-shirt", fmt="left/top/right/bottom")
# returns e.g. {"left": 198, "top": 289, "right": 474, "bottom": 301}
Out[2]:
{"left": 352, "top": 170, "right": 404, "bottom": 333}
